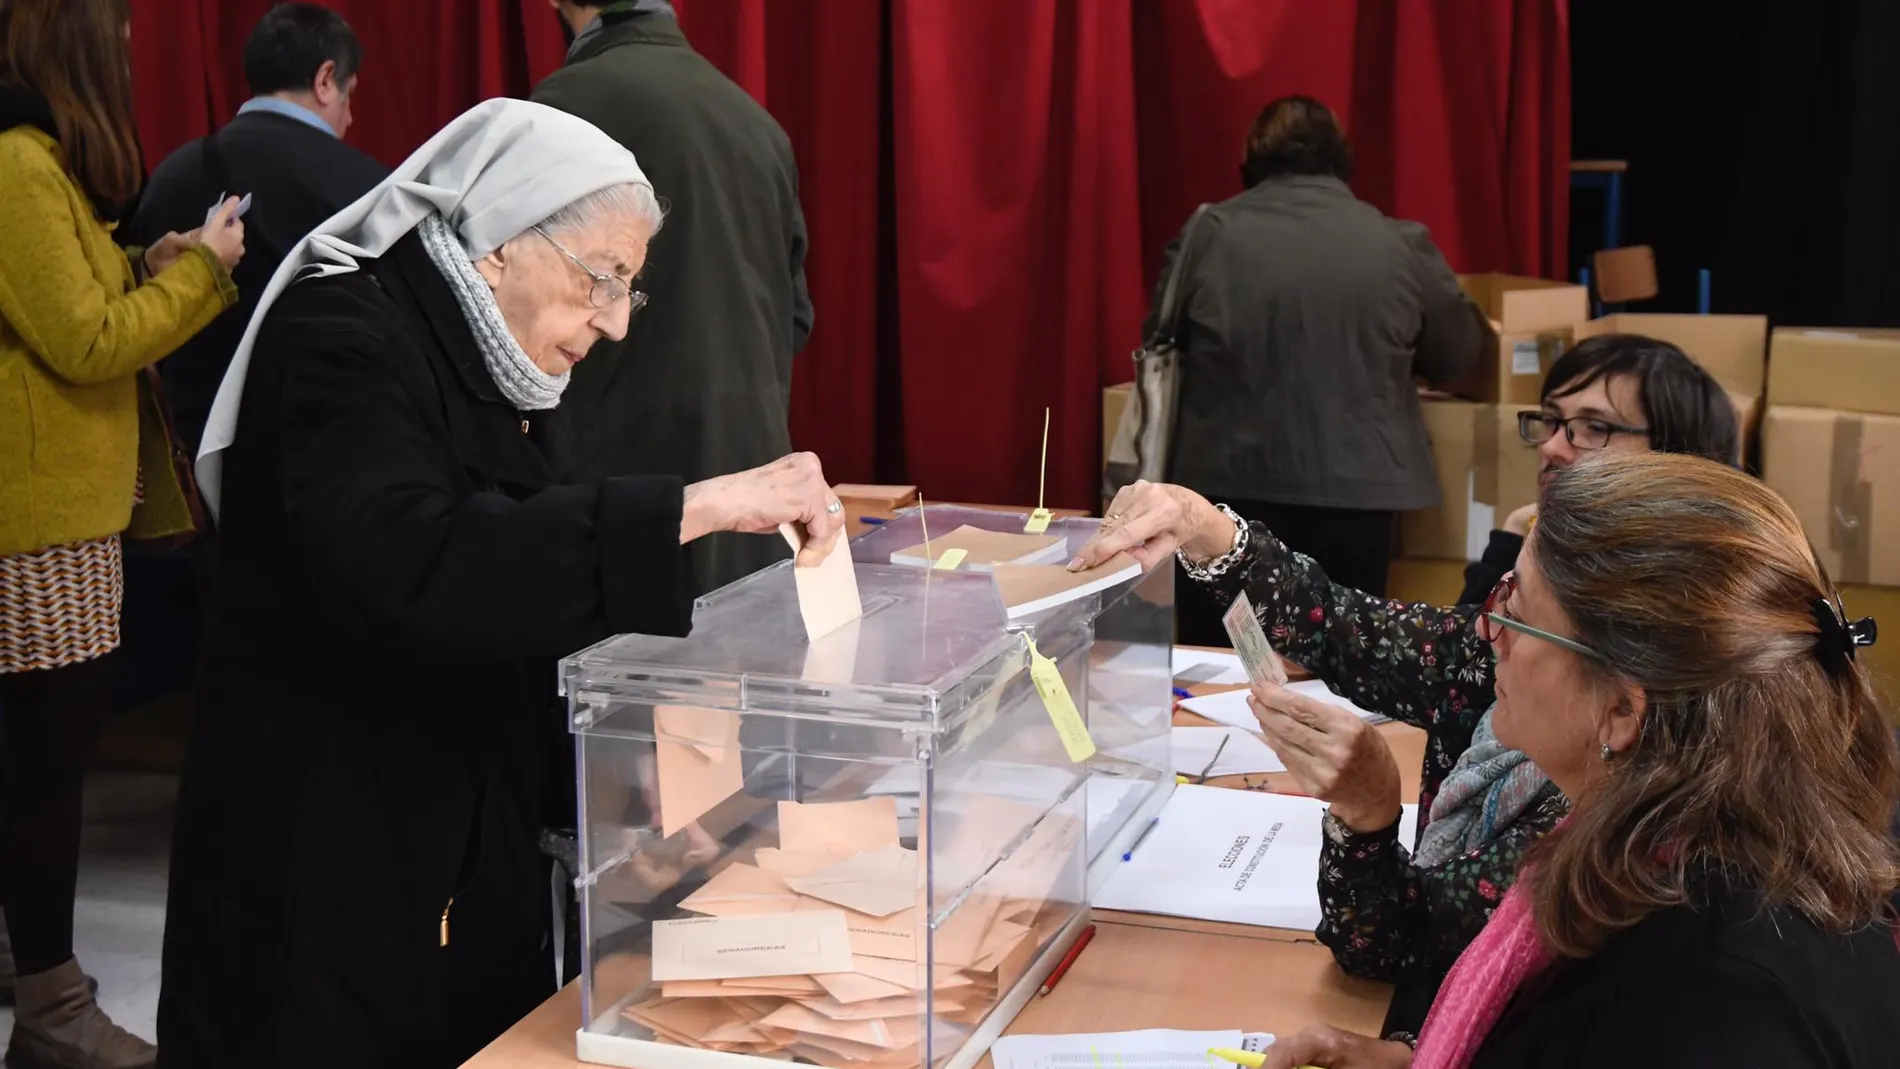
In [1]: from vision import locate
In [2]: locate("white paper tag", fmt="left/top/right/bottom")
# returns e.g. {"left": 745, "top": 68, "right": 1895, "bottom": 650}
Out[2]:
{"left": 1511, "top": 340, "right": 1542, "bottom": 376}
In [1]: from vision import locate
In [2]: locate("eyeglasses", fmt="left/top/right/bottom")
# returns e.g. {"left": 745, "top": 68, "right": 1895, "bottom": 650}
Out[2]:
{"left": 531, "top": 225, "right": 650, "bottom": 313}
{"left": 1475, "top": 572, "right": 1603, "bottom": 659}
{"left": 1518, "top": 411, "right": 1647, "bottom": 451}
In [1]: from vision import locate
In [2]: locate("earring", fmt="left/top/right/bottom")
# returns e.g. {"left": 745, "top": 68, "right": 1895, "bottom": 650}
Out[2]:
{"left": 1600, "top": 742, "right": 1615, "bottom": 762}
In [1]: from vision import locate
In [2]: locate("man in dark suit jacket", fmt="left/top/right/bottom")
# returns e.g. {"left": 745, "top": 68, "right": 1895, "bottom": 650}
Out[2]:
{"left": 536, "top": 0, "right": 813, "bottom": 596}
{"left": 130, "top": 2, "right": 388, "bottom": 457}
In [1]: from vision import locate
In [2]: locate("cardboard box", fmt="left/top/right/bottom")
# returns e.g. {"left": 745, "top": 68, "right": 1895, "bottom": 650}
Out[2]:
{"left": 1103, "top": 383, "right": 1131, "bottom": 473}
{"left": 1761, "top": 406, "right": 1900, "bottom": 587}
{"left": 1458, "top": 274, "right": 1590, "bottom": 333}
{"left": 1573, "top": 313, "right": 1769, "bottom": 400}
{"left": 1401, "top": 400, "right": 1541, "bottom": 561}
{"left": 1449, "top": 275, "right": 1587, "bottom": 406}
{"left": 1767, "top": 328, "right": 1900, "bottom": 416}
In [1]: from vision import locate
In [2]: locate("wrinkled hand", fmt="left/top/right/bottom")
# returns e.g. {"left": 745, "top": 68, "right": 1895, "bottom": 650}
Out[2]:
{"left": 1263, "top": 1025, "right": 1414, "bottom": 1069}
{"left": 1069, "top": 480, "right": 1232, "bottom": 572}
{"left": 1248, "top": 682, "right": 1402, "bottom": 833}
{"left": 143, "top": 232, "right": 198, "bottom": 277}
{"left": 681, "top": 452, "right": 843, "bottom": 567}
{"left": 1503, "top": 503, "right": 1537, "bottom": 536}
{"left": 196, "top": 196, "right": 246, "bottom": 271}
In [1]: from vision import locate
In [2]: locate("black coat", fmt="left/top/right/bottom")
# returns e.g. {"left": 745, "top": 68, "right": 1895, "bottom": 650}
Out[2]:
{"left": 127, "top": 109, "right": 389, "bottom": 453}
{"left": 155, "top": 232, "right": 695, "bottom": 1069}
{"left": 533, "top": 13, "right": 811, "bottom": 596}
{"left": 1153, "top": 176, "right": 1482, "bottom": 511}
{"left": 1469, "top": 886, "right": 1900, "bottom": 1068}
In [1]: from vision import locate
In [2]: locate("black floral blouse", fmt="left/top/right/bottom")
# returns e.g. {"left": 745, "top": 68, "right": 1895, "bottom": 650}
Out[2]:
{"left": 1196, "top": 521, "right": 1569, "bottom": 1035}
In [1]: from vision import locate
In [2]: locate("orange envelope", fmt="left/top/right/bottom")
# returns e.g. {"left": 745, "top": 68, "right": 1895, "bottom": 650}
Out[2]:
{"left": 777, "top": 797, "right": 902, "bottom": 854}
{"left": 756, "top": 847, "right": 857, "bottom": 877}
{"left": 734, "top": 973, "right": 826, "bottom": 996}
{"left": 650, "top": 911, "right": 855, "bottom": 982}
{"left": 794, "top": 993, "right": 932, "bottom": 1022}
{"left": 780, "top": 522, "right": 863, "bottom": 640}
{"left": 932, "top": 892, "right": 1004, "bottom": 968}
{"left": 784, "top": 846, "right": 919, "bottom": 918}
{"left": 796, "top": 900, "right": 920, "bottom": 962}
{"left": 762, "top": 1002, "right": 920, "bottom": 1050}
{"left": 971, "top": 920, "right": 1033, "bottom": 972}
{"left": 812, "top": 970, "right": 913, "bottom": 1005}
{"left": 680, "top": 863, "right": 803, "bottom": 917}
{"left": 654, "top": 706, "right": 744, "bottom": 838}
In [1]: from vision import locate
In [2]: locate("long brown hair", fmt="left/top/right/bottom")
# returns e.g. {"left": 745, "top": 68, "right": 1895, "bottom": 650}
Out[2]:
{"left": 0, "top": 0, "right": 142, "bottom": 214}
{"left": 1527, "top": 451, "right": 1900, "bottom": 957}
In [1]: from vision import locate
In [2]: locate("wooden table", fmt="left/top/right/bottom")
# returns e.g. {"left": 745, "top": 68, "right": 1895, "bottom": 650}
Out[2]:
{"left": 464, "top": 657, "right": 1421, "bottom": 1067}
{"left": 466, "top": 922, "right": 1391, "bottom": 1069}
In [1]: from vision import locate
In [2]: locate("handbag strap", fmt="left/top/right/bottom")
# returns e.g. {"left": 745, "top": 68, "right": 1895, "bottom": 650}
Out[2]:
{"left": 1147, "top": 203, "right": 1213, "bottom": 349}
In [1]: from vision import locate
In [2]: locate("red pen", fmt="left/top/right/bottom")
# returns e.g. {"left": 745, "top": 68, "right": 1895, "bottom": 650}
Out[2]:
{"left": 1037, "top": 923, "right": 1097, "bottom": 996}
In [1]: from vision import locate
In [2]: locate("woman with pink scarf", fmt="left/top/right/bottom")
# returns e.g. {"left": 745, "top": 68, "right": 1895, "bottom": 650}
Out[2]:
{"left": 1083, "top": 452, "right": 1900, "bottom": 1068}
{"left": 1247, "top": 451, "right": 1900, "bottom": 1068}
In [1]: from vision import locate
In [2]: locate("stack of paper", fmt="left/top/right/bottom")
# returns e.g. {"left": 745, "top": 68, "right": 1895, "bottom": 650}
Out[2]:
{"left": 888, "top": 525, "right": 1069, "bottom": 571}
{"left": 1177, "top": 680, "right": 1387, "bottom": 732}
{"left": 993, "top": 553, "right": 1143, "bottom": 618}
{"left": 991, "top": 1029, "right": 1277, "bottom": 1069}
{"left": 1094, "top": 785, "right": 1417, "bottom": 931}
{"left": 625, "top": 795, "right": 1082, "bottom": 1068}
{"left": 1171, "top": 725, "right": 1287, "bottom": 778}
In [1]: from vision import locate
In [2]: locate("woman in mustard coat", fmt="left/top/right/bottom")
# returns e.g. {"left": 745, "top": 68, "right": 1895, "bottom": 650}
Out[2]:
{"left": 0, "top": 2, "right": 244, "bottom": 1066}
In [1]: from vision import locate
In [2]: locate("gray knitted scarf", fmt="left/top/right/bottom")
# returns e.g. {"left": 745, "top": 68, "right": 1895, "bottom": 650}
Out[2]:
{"left": 416, "top": 213, "right": 567, "bottom": 411}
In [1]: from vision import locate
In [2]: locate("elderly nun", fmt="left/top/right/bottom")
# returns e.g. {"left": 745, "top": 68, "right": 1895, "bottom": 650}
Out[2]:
{"left": 156, "top": 99, "right": 845, "bottom": 1069}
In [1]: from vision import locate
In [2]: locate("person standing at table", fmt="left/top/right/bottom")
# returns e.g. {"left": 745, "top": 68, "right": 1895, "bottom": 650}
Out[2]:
{"left": 129, "top": 1, "right": 388, "bottom": 461}
{"left": 155, "top": 98, "right": 845, "bottom": 1069}
{"left": 0, "top": 0, "right": 244, "bottom": 1064}
{"left": 535, "top": 0, "right": 814, "bottom": 596}
{"left": 1150, "top": 95, "right": 1481, "bottom": 645}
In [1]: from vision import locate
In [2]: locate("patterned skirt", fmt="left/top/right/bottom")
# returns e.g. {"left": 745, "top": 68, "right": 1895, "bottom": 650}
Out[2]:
{"left": 0, "top": 536, "right": 126, "bottom": 674}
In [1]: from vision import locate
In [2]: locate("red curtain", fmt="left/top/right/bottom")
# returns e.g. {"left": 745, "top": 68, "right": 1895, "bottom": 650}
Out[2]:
{"left": 1133, "top": 0, "right": 1570, "bottom": 290}
{"left": 127, "top": 0, "right": 1567, "bottom": 512}
{"left": 889, "top": 0, "right": 1146, "bottom": 510}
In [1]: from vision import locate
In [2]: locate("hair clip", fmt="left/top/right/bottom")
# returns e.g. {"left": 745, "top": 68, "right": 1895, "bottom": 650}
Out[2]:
{"left": 1811, "top": 595, "right": 1878, "bottom": 674}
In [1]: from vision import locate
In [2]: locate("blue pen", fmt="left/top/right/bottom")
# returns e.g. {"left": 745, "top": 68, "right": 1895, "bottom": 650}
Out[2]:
{"left": 1122, "top": 817, "right": 1161, "bottom": 861}
{"left": 860, "top": 515, "right": 887, "bottom": 525}
{"left": 1172, "top": 687, "right": 1192, "bottom": 701}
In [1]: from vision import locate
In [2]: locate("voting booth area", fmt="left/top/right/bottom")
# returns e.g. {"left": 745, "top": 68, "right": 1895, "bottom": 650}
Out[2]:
{"left": 557, "top": 509, "right": 1174, "bottom": 1069}
{"left": 451, "top": 500, "right": 1422, "bottom": 1069}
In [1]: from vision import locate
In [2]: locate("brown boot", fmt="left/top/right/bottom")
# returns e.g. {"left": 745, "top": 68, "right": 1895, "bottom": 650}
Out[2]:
{"left": 6, "top": 958, "right": 155, "bottom": 1069}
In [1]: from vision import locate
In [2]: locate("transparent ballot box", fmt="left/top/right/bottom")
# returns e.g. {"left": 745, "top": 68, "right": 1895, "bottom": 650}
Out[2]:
{"left": 561, "top": 552, "right": 1148, "bottom": 1069}
{"left": 849, "top": 505, "right": 1174, "bottom": 886}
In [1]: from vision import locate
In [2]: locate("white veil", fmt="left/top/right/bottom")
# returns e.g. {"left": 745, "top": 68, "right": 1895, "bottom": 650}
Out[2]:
{"left": 195, "top": 97, "right": 651, "bottom": 518}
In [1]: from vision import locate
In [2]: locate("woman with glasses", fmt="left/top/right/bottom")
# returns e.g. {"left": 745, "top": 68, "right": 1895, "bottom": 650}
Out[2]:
{"left": 158, "top": 101, "right": 848, "bottom": 1069}
{"left": 1454, "top": 333, "right": 1739, "bottom": 605}
{"left": 1076, "top": 473, "right": 1531, "bottom": 1044}
{"left": 1257, "top": 452, "right": 1897, "bottom": 1068}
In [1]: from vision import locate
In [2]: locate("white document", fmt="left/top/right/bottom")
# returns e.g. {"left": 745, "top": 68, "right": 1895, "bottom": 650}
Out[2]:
{"left": 1171, "top": 648, "right": 1249, "bottom": 686}
{"left": 1093, "top": 785, "right": 1417, "bottom": 931}
{"left": 1173, "top": 726, "right": 1286, "bottom": 778}
{"left": 649, "top": 909, "right": 856, "bottom": 981}
{"left": 991, "top": 1029, "right": 1278, "bottom": 1069}
{"left": 1175, "top": 688, "right": 1260, "bottom": 732}
{"left": 1178, "top": 682, "right": 1385, "bottom": 734}
{"left": 1286, "top": 679, "right": 1389, "bottom": 724}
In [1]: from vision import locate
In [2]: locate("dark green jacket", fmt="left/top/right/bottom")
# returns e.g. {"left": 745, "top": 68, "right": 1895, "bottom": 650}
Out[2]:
{"left": 534, "top": 15, "right": 811, "bottom": 594}
{"left": 1152, "top": 176, "right": 1481, "bottom": 511}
